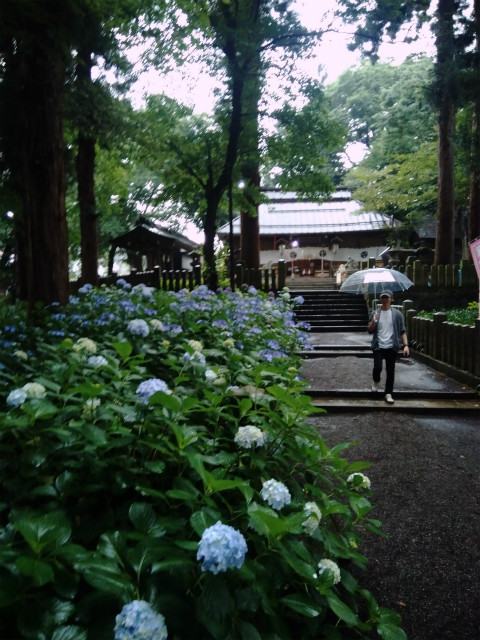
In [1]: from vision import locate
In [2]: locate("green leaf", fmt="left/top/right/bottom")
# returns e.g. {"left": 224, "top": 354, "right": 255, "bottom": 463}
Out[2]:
{"left": 13, "top": 511, "right": 71, "bottom": 553}
{"left": 83, "top": 424, "right": 108, "bottom": 446}
{"left": 75, "top": 557, "right": 134, "bottom": 596}
{"left": 377, "top": 623, "right": 408, "bottom": 640}
{"left": 237, "top": 619, "right": 263, "bottom": 640}
{"left": 325, "top": 593, "right": 359, "bottom": 627}
{"left": 345, "top": 460, "right": 371, "bottom": 473}
{"left": 31, "top": 399, "right": 58, "bottom": 420}
{"left": 190, "top": 507, "right": 221, "bottom": 536}
{"left": 144, "top": 459, "right": 166, "bottom": 474}
{"left": 149, "top": 391, "right": 180, "bottom": 411}
{"left": 280, "top": 594, "right": 323, "bottom": 617}
{"left": 52, "top": 626, "right": 87, "bottom": 640}
{"left": 349, "top": 495, "right": 373, "bottom": 518}
{"left": 15, "top": 556, "right": 54, "bottom": 586}
{"left": 68, "top": 382, "right": 103, "bottom": 397}
{"left": 129, "top": 502, "right": 157, "bottom": 534}
{"left": 113, "top": 342, "right": 133, "bottom": 359}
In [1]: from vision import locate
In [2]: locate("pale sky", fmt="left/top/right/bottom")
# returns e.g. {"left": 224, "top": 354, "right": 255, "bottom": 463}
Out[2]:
{"left": 128, "top": 0, "right": 435, "bottom": 112}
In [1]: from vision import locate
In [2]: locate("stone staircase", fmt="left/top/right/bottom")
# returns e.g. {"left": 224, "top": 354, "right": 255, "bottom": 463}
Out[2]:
{"left": 293, "top": 289, "right": 369, "bottom": 332}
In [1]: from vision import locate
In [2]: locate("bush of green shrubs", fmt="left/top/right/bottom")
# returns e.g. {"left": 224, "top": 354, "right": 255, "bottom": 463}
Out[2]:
{"left": 0, "top": 283, "right": 405, "bottom": 639}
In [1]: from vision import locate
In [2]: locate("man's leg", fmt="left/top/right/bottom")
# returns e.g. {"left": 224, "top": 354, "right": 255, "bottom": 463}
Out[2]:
{"left": 372, "top": 350, "right": 383, "bottom": 384}
{"left": 384, "top": 349, "right": 397, "bottom": 395}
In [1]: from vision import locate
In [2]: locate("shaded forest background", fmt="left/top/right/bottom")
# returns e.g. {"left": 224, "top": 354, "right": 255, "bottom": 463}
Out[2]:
{"left": 0, "top": 0, "right": 478, "bottom": 310}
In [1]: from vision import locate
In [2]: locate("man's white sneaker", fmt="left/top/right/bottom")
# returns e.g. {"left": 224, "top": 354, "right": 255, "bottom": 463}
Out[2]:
{"left": 371, "top": 382, "right": 379, "bottom": 392}
{"left": 385, "top": 394, "right": 394, "bottom": 404}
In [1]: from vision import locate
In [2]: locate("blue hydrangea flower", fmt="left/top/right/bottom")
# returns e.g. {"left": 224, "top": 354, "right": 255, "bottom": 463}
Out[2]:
{"left": 127, "top": 319, "right": 150, "bottom": 337}
{"left": 197, "top": 521, "right": 247, "bottom": 574}
{"left": 6, "top": 388, "right": 27, "bottom": 408}
{"left": 136, "top": 378, "right": 169, "bottom": 404}
{"left": 114, "top": 600, "right": 168, "bottom": 640}
{"left": 294, "top": 295, "right": 305, "bottom": 305}
{"left": 87, "top": 355, "right": 108, "bottom": 368}
{"left": 78, "top": 283, "right": 93, "bottom": 294}
{"left": 261, "top": 479, "right": 291, "bottom": 510}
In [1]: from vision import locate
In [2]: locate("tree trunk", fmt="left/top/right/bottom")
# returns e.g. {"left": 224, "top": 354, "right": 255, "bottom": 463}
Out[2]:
{"left": 17, "top": 34, "right": 70, "bottom": 310}
{"left": 434, "top": 0, "right": 457, "bottom": 265}
{"left": 76, "top": 50, "right": 99, "bottom": 286}
{"left": 468, "top": 0, "right": 480, "bottom": 243}
{"left": 77, "top": 134, "right": 99, "bottom": 285}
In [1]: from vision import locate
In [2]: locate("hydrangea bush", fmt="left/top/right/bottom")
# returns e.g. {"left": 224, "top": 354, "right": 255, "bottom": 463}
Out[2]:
{"left": 0, "top": 283, "right": 406, "bottom": 639}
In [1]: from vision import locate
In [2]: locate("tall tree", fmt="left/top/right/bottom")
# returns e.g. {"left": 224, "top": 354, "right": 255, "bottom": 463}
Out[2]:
{"left": 432, "top": 0, "right": 458, "bottom": 264}
{"left": 0, "top": 0, "right": 75, "bottom": 309}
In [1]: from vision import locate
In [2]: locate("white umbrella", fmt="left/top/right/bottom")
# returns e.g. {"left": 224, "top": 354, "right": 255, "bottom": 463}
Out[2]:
{"left": 339, "top": 268, "right": 413, "bottom": 298}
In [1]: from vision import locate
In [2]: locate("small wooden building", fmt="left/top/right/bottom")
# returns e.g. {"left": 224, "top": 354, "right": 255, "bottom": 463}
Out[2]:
{"left": 107, "top": 218, "right": 200, "bottom": 276}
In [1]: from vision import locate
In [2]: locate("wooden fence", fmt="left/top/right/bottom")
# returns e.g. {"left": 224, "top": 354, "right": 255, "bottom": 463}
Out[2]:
{"left": 86, "top": 260, "right": 288, "bottom": 293}
{"left": 400, "top": 259, "right": 476, "bottom": 290}
{"left": 400, "top": 301, "right": 480, "bottom": 378}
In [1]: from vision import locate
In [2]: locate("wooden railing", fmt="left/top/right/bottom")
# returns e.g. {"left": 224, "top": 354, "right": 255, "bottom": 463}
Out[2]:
{"left": 361, "top": 258, "right": 477, "bottom": 290}
{"left": 400, "top": 301, "right": 480, "bottom": 378}
{"left": 81, "top": 260, "right": 288, "bottom": 294}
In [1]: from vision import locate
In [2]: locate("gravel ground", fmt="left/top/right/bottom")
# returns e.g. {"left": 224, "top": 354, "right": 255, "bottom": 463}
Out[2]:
{"left": 300, "top": 331, "right": 480, "bottom": 639}
{"left": 307, "top": 410, "right": 480, "bottom": 640}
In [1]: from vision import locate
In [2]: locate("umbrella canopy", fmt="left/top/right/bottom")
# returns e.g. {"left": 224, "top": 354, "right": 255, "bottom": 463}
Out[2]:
{"left": 339, "top": 268, "right": 413, "bottom": 296}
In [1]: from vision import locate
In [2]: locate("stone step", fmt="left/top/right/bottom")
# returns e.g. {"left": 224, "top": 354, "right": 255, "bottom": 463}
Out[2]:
{"left": 308, "top": 395, "right": 480, "bottom": 412}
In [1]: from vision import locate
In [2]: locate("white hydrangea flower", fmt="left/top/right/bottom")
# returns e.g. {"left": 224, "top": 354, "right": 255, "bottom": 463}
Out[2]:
{"left": 261, "top": 479, "right": 291, "bottom": 510}
{"left": 302, "top": 502, "right": 322, "bottom": 535}
{"left": 234, "top": 425, "right": 267, "bottom": 449}
{"left": 22, "top": 382, "right": 47, "bottom": 398}
{"left": 14, "top": 350, "right": 28, "bottom": 360}
{"left": 316, "top": 558, "right": 341, "bottom": 585}
{"left": 188, "top": 339, "right": 203, "bottom": 352}
{"left": 205, "top": 369, "right": 217, "bottom": 381}
{"left": 82, "top": 398, "right": 101, "bottom": 418}
{"left": 73, "top": 337, "right": 97, "bottom": 354}
{"left": 347, "top": 473, "right": 371, "bottom": 490}
{"left": 150, "top": 319, "right": 165, "bottom": 331}
{"left": 224, "top": 338, "right": 235, "bottom": 347}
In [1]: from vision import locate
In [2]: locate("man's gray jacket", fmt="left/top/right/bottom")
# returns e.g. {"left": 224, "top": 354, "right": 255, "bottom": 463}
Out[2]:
{"left": 368, "top": 308, "right": 406, "bottom": 351}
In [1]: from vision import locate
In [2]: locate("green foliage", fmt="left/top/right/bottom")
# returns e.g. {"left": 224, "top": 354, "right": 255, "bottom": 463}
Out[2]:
{"left": 417, "top": 303, "right": 478, "bottom": 326}
{"left": 0, "top": 284, "right": 405, "bottom": 639}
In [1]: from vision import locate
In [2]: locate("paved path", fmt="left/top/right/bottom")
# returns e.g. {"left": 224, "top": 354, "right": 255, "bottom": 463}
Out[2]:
{"left": 299, "top": 331, "right": 479, "bottom": 412}
{"left": 300, "top": 332, "right": 480, "bottom": 640}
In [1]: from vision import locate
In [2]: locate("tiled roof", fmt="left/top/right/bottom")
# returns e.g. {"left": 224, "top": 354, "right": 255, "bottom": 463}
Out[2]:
{"left": 218, "top": 190, "right": 399, "bottom": 236}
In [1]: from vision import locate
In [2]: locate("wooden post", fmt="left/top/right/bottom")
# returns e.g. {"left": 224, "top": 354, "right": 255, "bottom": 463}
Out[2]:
{"left": 437, "top": 264, "right": 445, "bottom": 288}
{"left": 277, "top": 259, "right": 286, "bottom": 290}
{"left": 188, "top": 271, "right": 194, "bottom": 290}
{"left": 433, "top": 312, "right": 447, "bottom": 360}
{"left": 193, "top": 264, "right": 202, "bottom": 287}
{"left": 236, "top": 263, "right": 244, "bottom": 288}
{"left": 264, "top": 268, "right": 270, "bottom": 292}
{"left": 475, "top": 318, "right": 480, "bottom": 377}
{"left": 162, "top": 270, "right": 168, "bottom": 290}
{"left": 271, "top": 268, "right": 277, "bottom": 292}
{"left": 406, "top": 309, "right": 417, "bottom": 345}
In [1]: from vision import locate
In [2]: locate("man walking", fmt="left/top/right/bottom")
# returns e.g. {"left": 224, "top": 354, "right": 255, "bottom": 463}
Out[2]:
{"left": 367, "top": 289, "right": 409, "bottom": 404}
